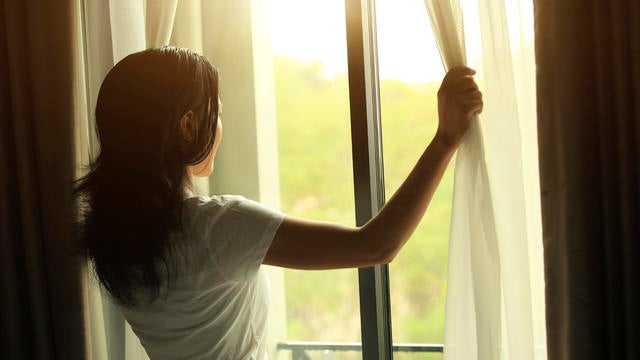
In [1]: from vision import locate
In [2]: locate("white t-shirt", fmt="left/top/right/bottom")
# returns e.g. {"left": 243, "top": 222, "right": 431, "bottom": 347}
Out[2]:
{"left": 120, "top": 195, "right": 285, "bottom": 360}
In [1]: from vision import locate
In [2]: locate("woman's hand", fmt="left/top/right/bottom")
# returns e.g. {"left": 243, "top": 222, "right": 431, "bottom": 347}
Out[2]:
{"left": 436, "top": 66, "right": 483, "bottom": 148}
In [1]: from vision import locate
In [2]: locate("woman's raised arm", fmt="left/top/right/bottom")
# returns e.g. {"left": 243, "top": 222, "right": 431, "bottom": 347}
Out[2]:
{"left": 263, "top": 67, "right": 482, "bottom": 270}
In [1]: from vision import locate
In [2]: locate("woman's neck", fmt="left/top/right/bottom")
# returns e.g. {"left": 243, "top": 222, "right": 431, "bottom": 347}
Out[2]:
{"left": 183, "top": 174, "right": 196, "bottom": 198}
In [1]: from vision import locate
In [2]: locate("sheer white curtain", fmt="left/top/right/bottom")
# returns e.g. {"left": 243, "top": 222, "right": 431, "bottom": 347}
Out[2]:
{"left": 75, "top": 1, "right": 177, "bottom": 359}
{"left": 423, "top": 0, "right": 547, "bottom": 359}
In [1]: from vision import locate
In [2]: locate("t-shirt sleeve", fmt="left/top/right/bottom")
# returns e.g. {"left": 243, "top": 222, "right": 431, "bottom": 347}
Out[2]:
{"left": 204, "top": 195, "right": 285, "bottom": 281}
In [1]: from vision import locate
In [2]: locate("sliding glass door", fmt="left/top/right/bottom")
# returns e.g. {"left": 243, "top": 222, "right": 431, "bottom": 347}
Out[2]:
{"left": 267, "top": 0, "right": 449, "bottom": 358}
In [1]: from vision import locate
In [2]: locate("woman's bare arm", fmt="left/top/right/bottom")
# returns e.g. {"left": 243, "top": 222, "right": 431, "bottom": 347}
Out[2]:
{"left": 263, "top": 67, "right": 482, "bottom": 270}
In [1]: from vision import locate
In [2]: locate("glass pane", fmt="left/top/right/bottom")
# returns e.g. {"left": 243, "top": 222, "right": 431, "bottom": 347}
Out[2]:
{"left": 376, "top": 0, "right": 448, "bottom": 356}
{"left": 267, "top": 0, "right": 362, "bottom": 355}
{"left": 279, "top": 349, "right": 362, "bottom": 360}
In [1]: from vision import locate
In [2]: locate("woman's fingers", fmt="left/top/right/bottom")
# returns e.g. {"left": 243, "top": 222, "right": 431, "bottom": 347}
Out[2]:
{"left": 462, "top": 88, "right": 483, "bottom": 99}
{"left": 445, "top": 66, "right": 476, "bottom": 79}
{"left": 440, "top": 67, "right": 476, "bottom": 90}
{"left": 464, "top": 100, "right": 484, "bottom": 116}
{"left": 452, "top": 90, "right": 482, "bottom": 108}
{"left": 440, "top": 75, "right": 479, "bottom": 96}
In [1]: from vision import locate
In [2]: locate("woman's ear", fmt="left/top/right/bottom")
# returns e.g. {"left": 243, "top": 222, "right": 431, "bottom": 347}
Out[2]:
{"left": 179, "top": 110, "right": 195, "bottom": 142}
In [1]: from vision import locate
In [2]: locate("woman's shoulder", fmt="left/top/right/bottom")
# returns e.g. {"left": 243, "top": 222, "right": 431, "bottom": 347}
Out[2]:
{"left": 174, "top": 195, "right": 250, "bottom": 263}
{"left": 182, "top": 194, "right": 264, "bottom": 226}
{"left": 182, "top": 194, "right": 284, "bottom": 229}
{"left": 183, "top": 194, "right": 247, "bottom": 212}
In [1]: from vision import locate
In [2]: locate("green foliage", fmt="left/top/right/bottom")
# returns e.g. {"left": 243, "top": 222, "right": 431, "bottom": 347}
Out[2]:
{"left": 274, "top": 56, "right": 452, "bottom": 346}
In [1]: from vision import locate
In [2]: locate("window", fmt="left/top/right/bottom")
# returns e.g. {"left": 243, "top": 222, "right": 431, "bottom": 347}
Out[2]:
{"left": 198, "top": 0, "right": 451, "bottom": 358}
{"left": 264, "top": 0, "right": 449, "bottom": 358}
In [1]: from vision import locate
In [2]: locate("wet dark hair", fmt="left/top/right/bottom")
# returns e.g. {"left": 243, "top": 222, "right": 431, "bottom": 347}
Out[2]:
{"left": 74, "top": 46, "right": 220, "bottom": 307}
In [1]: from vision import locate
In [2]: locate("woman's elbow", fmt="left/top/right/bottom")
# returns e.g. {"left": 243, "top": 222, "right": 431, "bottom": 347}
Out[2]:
{"left": 375, "top": 247, "right": 399, "bottom": 265}
{"left": 356, "top": 228, "right": 400, "bottom": 266}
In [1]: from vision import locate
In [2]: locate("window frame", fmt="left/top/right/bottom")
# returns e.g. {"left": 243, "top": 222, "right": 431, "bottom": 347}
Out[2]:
{"left": 345, "top": 0, "right": 394, "bottom": 358}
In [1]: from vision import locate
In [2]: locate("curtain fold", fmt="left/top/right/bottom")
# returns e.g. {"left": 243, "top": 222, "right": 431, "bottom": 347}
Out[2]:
{"left": 424, "top": 0, "right": 546, "bottom": 359}
{"left": 146, "top": 0, "right": 179, "bottom": 47}
{"left": 0, "top": 0, "right": 86, "bottom": 359}
{"left": 170, "top": 0, "right": 204, "bottom": 53}
{"left": 108, "top": 0, "right": 146, "bottom": 63}
{"left": 425, "top": 2, "right": 501, "bottom": 358}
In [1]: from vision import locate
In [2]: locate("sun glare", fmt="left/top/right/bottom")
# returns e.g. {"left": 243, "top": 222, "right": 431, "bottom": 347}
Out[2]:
{"left": 267, "top": 0, "right": 444, "bottom": 83}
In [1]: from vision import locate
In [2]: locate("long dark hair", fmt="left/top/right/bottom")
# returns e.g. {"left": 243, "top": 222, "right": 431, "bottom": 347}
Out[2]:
{"left": 74, "top": 47, "right": 220, "bottom": 307}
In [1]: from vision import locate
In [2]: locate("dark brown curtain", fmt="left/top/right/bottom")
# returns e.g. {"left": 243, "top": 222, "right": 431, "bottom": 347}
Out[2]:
{"left": 535, "top": 0, "right": 639, "bottom": 359}
{"left": 0, "top": 1, "right": 87, "bottom": 359}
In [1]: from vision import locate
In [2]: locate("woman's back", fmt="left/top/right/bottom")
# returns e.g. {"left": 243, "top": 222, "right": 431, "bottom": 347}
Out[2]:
{"left": 121, "top": 195, "right": 284, "bottom": 360}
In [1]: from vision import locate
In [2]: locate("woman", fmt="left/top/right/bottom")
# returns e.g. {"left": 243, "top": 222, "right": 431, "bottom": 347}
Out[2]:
{"left": 75, "top": 46, "right": 482, "bottom": 359}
